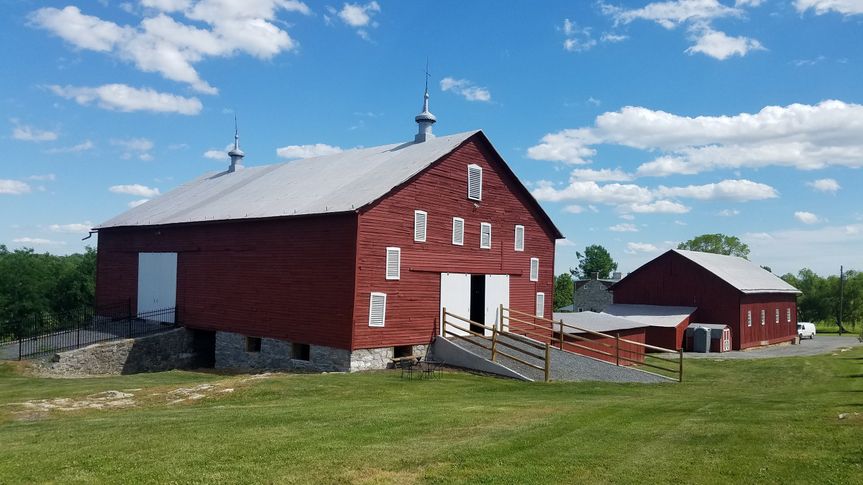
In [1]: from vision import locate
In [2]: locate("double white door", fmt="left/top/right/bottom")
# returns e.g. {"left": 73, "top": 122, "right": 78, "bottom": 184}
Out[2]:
{"left": 137, "top": 252, "right": 177, "bottom": 323}
{"left": 439, "top": 273, "right": 509, "bottom": 336}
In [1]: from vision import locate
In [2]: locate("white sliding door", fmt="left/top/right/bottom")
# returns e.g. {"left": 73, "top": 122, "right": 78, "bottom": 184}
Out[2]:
{"left": 137, "top": 252, "right": 177, "bottom": 323}
{"left": 440, "top": 272, "right": 471, "bottom": 336}
{"left": 485, "top": 275, "right": 510, "bottom": 332}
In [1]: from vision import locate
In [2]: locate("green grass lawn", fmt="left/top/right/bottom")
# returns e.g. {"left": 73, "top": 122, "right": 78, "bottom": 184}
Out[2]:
{"left": 1, "top": 349, "right": 862, "bottom": 484}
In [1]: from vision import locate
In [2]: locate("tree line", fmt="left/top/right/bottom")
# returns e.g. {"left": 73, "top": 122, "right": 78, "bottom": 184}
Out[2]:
{"left": 0, "top": 245, "right": 97, "bottom": 330}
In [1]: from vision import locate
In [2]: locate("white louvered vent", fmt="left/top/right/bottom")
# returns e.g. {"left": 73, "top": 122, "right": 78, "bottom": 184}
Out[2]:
{"left": 414, "top": 210, "right": 427, "bottom": 242}
{"left": 385, "top": 247, "right": 400, "bottom": 280}
{"left": 787, "top": 308, "right": 791, "bottom": 323}
{"left": 775, "top": 308, "right": 779, "bottom": 324}
{"left": 760, "top": 309, "right": 766, "bottom": 326}
{"left": 369, "top": 292, "right": 387, "bottom": 327}
{"left": 452, "top": 217, "right": 464, "bottom": 246}
{"left": 530, "top": 257, "right": 539, "bottom": 282}
{"left": 480, "top": 222, "right": 491, "bottom": 249}
{"left": 467, "top": 164, "right": 482, "bottom": 201}
{"left": 514, "top": 225, "right": 524, "bottom": 252}
{"left": 536, "top": 292, "right": 545, "bottom": 318}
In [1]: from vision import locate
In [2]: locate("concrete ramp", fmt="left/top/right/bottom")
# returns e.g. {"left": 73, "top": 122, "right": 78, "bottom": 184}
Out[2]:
{"left": 428, "top": 338, "right": 533, "bottom": 381}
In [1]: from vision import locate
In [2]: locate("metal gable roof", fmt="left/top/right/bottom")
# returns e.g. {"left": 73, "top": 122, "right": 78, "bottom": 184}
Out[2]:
{"left": 672, "top": 249, "right": 801, "bottom": 294}
{"left": 602, "top": 304, "right": 696, "bottom": 328}
{"left": 97, "top": 131, "right": 479, "bottom": 229}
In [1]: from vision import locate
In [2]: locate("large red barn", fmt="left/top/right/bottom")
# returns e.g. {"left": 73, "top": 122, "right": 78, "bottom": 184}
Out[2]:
{"left": 94, "top": 95, "right": 562, "bottom": 371}
{"left": 611, "top": 249, "right": 800, "bottom": 350}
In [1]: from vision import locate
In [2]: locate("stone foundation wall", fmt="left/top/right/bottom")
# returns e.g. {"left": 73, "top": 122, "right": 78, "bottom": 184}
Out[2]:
{"left": 36, "top": 328, "right": 197, "bottom": 377}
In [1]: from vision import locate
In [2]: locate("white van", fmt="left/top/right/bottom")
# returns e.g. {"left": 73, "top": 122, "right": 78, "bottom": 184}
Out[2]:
{"left": 797, "top": 322, "right": 816, "bottom": 340}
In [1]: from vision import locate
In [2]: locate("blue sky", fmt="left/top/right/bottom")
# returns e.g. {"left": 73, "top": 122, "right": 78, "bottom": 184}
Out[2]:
{"left": 1, "top": 0, "right": 861, "bottom": 277}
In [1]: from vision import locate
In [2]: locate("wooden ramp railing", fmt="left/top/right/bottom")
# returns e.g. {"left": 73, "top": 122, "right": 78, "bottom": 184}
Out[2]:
{"left": 442, "top": 308, "right": 551, "bottom": 382}
{"left": 501, "top": 306, "right": 684, "bottom": 382}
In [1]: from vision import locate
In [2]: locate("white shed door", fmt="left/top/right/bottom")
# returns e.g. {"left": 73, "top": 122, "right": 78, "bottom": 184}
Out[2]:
{"left": 137, "top": 252, "right": 177, "bottom": 322}
{"left": 440, "top": 273, "right": 471, "bottom": 336}
{"left": 485, "top": 275, "right": 510, "bottom": 332}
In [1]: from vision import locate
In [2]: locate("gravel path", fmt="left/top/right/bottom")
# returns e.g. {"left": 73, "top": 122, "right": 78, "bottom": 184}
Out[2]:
{"left": 685, "top": 335, "right": 863, "bottom": 360}
{"left": 452, "top": 333, "right": 672, "bottom": 384}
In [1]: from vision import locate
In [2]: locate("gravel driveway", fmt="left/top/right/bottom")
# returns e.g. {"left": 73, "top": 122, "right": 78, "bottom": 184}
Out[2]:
{"left": 685, "top": 335, "right": 862, "bottom": 359}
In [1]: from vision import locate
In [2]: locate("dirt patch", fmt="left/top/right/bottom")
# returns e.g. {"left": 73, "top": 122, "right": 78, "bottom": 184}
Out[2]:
{"left": 9, "top": 390, "right": 136, "bottom": 417}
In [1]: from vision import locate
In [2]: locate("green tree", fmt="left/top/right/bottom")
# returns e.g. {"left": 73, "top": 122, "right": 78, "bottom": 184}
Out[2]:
{"left": 572, "top": 244, "right": 618, "bottom": 280}
{"left": 553, "top": 273, "right": 574, "bottom": 311}
{"left": 678, "top": 233, "right": 750, "bottom": 259}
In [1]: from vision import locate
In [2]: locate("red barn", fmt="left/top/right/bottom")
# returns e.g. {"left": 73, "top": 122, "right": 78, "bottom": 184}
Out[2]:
{"left": 611, "top": 249, "right": 800, "bottom": 350}
{"left": 94, "top": 96, "right": 562, "bottom": 372}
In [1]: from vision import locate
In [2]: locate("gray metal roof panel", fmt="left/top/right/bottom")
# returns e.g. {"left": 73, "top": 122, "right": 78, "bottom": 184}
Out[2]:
{"left": 673, "top": 249, "right": 801, "bottom": 294}
{"left": 552, "top": 311, "right": 647, "bottom": 334}
{"left": 97, "top": 131, "right": 479, "bottom": 229}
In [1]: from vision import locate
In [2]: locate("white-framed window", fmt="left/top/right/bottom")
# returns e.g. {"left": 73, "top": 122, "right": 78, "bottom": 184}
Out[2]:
{"left": 536, "top": 292, "right": 545, "bottom": 318}
{"left": 529, "top": 257, "right": 539, "bottom": 282}
{"left": 467, "top": 164, "right": 482, "bottom": 201}
{"left": 747, "top": 310, "right": 752, "bottom": 327}
{"left": 452, "top": 217, "right": 464, "bottom": 246}
{"left": 480, "top": 222, "right": 491, "bottom": 249}
{"left": 414, "top": 210, "right": 427, "bottom": 242}
{"left": 369, "top": 292, "right": 387, "bottom": 327}
{"left": 787, "top": 308, "right": 792, "bottom": 323}
{"left": 514, "top": 225, "right": 525, "bottom": 252}
{"left": 760, "top": 309, "right": 766, "bottom": 326}
{"left": 775, "top": 308, "right": 780, "bottom": 324}
{"left": 385, "top": 247, "right": 400, "bottom": 280}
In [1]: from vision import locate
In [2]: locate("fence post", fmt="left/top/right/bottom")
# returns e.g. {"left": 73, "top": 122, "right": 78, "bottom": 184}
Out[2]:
{"left": 490, "top": 321, "right": 498, "bottom": 362}
{"left": 499, "top": 304, "right": 504, "bottom": 332}
{"left": 615, "top": 333, "right": 620, "bottom": 366}
{"left": 558, "top": 319, "right": 565, "bottom": 351}
{"left": 544, "top": 343, "right": 551, "bottom": 382}
{"left": 678, "top": 349, "right": 684, "bottom": 383}
{"left": 441, "top": 307, "right": 446, "bottom": 337}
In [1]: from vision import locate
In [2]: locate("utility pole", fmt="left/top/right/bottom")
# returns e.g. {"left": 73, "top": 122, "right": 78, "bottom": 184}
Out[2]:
{"left": 838, "top": 265, "right": 846, "bottom": 334}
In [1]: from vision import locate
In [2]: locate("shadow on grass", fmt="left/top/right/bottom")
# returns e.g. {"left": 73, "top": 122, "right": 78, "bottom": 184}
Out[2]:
{"left": 841, "top": 374, "right": 863, "bottom": 378}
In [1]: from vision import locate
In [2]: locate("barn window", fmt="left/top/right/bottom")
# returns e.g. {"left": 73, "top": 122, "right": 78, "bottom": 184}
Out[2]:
{"left": 536, "top": 292, "right": 545, "bottom": 318}
{"left": 245, "top": 337, "right": 261, "bottom": 353}
{"left": 480, "top": 222, "right": 492, "bottom": 249}
{"left": 787, "top": 308, "right": 792, "bottom": 323}
{"left": 385, "top": 247, "right": 400, "bottom": 280}
{"left": 452, "top": 217, "right": 464, "bottom": 246}
{"left": 369, "top": 292, "right": 387, "bottom": 327}
{"left": 775, "top": 308, "right": 780, "bottom": 324}
{"left": 414, "top": 210, "right": 427, "bottom": 242}
{"left": 467, "top": 164, "right": 482, "bottom": 201}
{"left": 747, "top": 310, "right": 752, "bottom": 327}
{"left": 292, "top": 342, "right": 310, "bottom": 361}
{"left": 760, "top": 309, "right": 766, "bottom": 326}
{"left": 514, "top": 225, "right": 525, "bottom": 252}
{"left": 530, "top": 258, "right": 539, "bottom": 282}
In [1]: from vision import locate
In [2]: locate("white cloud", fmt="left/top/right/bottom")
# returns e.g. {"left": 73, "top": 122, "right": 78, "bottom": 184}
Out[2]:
{"left": 128, "top": 199, "right": 150, "bottom": 208}
{"left": 794, "top": 211, "right": 820, "bottom": 224}
{"left": 609, "top": 223, "right": 638, "bottom": 232}
{"left": 12, "top": 124, "right": 58, "bottom": 142}
{"left": 563, "top": 204, "right": 585, "bottom": 214}
{"left": 46, "top": 140, "right": 94, "bottom": 154}
{"left": 655, "top": 179, "right": 778, "bottom": 201}
{"left": 600, "top": 32, "right": 628, "bottom": 42}
{"left": 338, "top": 1, "right": 380, "bottom": 27}
{"left": 440, "top": 77, "right": 492, "bottom": 102}
{"left": 31, "top": 3, "right": 308, "bottom": 94}
{"left": 528, "top": 100, "right": 863, "bottom": 175}
{"left": 685, "top": 26, "right": 764, "bottom": 60}
{"left": 744, "top": 223, "right": 863, "bottom": 275}
{"left": 49, "top": 84, "right": 202, "bottom": 115}
{"left": 625, "top": 242, "right": 659, "bottom": 254}
{"left": 203, "top": 149, "right": 228, "bottom": 160}
{"left": 532, "top": 180, "right": 653, "bottom": 205}
{"left": 587, "top": 97, "right": 602, "bottom": 106}
{"left": 49, "top": 222, "right": 92, "bottom": 233}
{"left": 570, "top": 168, "right": 633, "bottom": 182}
{"left": 27, "top": 174, "right": 56, "bottom": 182}
{"left": 624, "top": 200, "right": 691, "bottom": 214}
{"left": 561, "top": 19, "right": 597, "bottom": 52}
{"left": 718, "top": 208, "right": 740, "bottom": 216}
{"left": 0, "top": 180, "right": 31, "bottom": 195}
{"left": 556, "top": 238, "right": 576, "bottom": 247}
{"left": 109, "top": 184, "right": 161, "bottom": 197}
{"left": 12, "top": 237, "right": 66, "bottom": 246}
{"left": 111, "top": 138, "right": 154, "bottom": 160}
{"left": 807, "top": 178, "right": 840, "bottom": 194}
{"left": 276, "top": 143, "right": 344, "bottom": 160}
{"left": 795, "top": 0, "right": 863, "bottom": 16}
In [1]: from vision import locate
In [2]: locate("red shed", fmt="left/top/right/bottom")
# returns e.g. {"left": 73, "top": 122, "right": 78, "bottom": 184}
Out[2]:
{"left": 611, "top": 249, "right": 800, "bottom": 350}
{"left": 94, "top": 98, "right": 562, "bottom": 372}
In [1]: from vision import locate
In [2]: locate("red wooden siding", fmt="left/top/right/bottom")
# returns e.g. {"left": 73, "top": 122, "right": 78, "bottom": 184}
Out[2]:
{"left": 562, "top": 328, "right": 646, "bottom": 365}
{"left": 644, "top": 317, "right": 691, "bottom": 351}
{"left": 95, "top": 214, "right": 358, "bottom": 349}
{"left": 612, "top": 251, "right": 797, "bottom": 350}
{"left": 353, "top": 135, "right": 557, "bottom": 350}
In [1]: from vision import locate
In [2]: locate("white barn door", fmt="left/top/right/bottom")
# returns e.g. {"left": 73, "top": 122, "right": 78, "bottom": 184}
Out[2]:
{"left": 485, "top": 275, "right": 510, "bottom": 333}
{"left": 137, "top": 252, "right": 177, "bottom": 323}
{"left": 440, "top": 273, "right": 471, "bottom": 336}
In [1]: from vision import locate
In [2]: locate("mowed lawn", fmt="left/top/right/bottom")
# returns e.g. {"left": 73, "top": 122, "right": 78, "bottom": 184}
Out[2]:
{"left": 1, "top": 347, "right": 862, "bottom": 484}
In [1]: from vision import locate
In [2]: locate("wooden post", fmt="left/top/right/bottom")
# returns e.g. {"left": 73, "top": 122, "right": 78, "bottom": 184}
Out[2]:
{"left": 615, "top": 333, "right": 620, "bottom": 366}
{"left": 499, "top": 304, "right": 504, "bottom": 333}
{"left": 558, "top": 319, "right": 565, "bottom": 351}
{"left": 678, "top": 349, "right": 684, "bottom": 383}
{"left": 441, "top": 307, "right": 447, "bottom": 337}
{"left": 490, "top": 322, "right": 498, "bottom": 362}
{"left": 544, "top": 343, "right": 551, "bottom": 382}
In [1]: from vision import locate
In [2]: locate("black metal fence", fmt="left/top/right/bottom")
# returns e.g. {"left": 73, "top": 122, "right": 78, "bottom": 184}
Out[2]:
{"left": 0, "top": 302, "right": 178, "bottom": 360}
